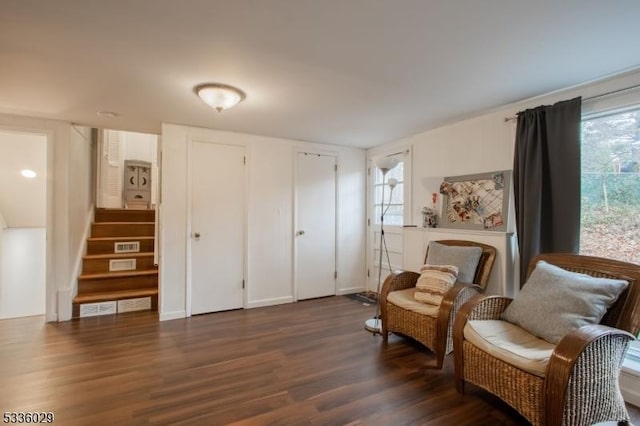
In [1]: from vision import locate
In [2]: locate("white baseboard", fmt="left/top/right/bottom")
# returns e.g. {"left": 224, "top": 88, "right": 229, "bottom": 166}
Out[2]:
{"left": 337, "top": 287, "right": 365, "bottom": 296}
{"left": 159, "top": 310, "right": 186, "bottom": 321}
{"left": 246, "top": 296, "right": 294, "bottom": 309}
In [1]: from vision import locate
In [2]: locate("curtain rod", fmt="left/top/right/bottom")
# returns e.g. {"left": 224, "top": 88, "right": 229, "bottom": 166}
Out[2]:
{"left": 504, "top": 82, "right": 640, "bottom": 122}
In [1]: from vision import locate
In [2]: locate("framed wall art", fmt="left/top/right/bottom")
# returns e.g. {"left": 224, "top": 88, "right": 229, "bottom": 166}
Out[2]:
{"left": 439, "top": 170, "right": 511, "bottom": 231}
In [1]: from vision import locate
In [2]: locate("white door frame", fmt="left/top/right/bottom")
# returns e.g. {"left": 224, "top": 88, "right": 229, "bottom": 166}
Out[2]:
{"left": 292, "top": 148, "right": 338, "bottom": 301}
{"left": 0, "top": 125, "right": 53, "bottom": 321}
{"left": 185, "top": 137, "right": 248, "bottom": 316}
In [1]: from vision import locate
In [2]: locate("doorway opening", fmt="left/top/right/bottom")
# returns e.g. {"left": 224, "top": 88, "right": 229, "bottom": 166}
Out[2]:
{"left": 0, "top": 130, "right": 47, "bottom": 319}
{"left": 96, "top": 129, "right": 159, "bottom": 210}
{"left": 73, "top": 128, "right": 160, "bottom": 318}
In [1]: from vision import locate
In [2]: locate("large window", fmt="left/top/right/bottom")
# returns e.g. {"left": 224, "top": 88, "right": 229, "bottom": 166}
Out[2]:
{"left": 580, "top": 107, "right": 640, "bottom": 264}
{"left": 580, "top": 107, "right": 640, "bottom": 368}
{"left": 373, "top": 157, "right": 404, "bottom": 226}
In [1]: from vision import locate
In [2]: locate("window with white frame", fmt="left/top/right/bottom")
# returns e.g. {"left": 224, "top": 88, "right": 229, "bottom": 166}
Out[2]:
{"left": 579, "top": 105, "right": 640, "bottom": 374}
{"left": 373, "top": 156, "right": 404, "bottom": 226}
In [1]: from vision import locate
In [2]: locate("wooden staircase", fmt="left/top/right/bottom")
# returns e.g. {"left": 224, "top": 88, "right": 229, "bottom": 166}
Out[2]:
{"left": 72, "top": 208, "right": 158, "bottom": 318}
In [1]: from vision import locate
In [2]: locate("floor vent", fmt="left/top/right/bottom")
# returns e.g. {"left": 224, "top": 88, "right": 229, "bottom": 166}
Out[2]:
{"left": 109, "top": 258, "right": 136, "bottom": 271}
{"left": 114, "top": 241, "right": 140, "bottom": 253}
{"left": 80, "top": 301, "right": 117, "bottom": 317}
{"left": 118, "top": 297, "right": 151, "bottom": 313}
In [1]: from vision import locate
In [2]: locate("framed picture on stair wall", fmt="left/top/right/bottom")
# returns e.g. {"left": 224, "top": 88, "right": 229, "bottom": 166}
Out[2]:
{"left": 438, "top": 170, "right": 511, "bottom": 232}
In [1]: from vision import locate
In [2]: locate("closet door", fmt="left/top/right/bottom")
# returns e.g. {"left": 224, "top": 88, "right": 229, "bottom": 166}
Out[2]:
{"left": 295, "top": 152, "right": 336, "bottom": 300}
{"left": 190, "top": 141, "right": 245, "bottom": 314}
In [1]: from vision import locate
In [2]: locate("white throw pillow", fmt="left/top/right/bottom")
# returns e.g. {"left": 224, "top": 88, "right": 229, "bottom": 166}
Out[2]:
{"left": 414, "top": 264, "right": 459, "bottom": 306}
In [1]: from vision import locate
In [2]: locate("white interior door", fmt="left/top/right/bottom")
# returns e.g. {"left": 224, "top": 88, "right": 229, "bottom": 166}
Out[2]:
{"left": 191, "top": 141, "right": 245, "bottom": 315}
{"left": 296, "top": 152, "right": 336, "bottom": 300}
{"left": 99, "top": 129, "right": 123, "bottom": 208}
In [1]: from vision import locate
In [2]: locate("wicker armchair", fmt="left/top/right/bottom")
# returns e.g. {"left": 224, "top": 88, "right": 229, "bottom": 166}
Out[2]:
{"left": 380, "top": 240, "right": 497, "bottom": 369}
{"left": 454, "top": 253, "right": 640, "bottom": 426}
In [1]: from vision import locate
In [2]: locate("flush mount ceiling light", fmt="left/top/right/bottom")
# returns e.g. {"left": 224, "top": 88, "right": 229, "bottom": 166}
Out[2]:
{"left": 195, "top": 83, "right": 246, "bottom": 112}
{"left": 97, "top": 111, "right": 119, "bottom": 118}
{"left": 21, "top": 169, "right": 37, "bottom": 178}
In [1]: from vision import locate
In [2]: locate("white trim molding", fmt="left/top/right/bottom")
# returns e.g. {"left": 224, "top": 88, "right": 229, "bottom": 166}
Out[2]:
{"left": 337, "top": 287, "right": 366, "bottom": 296}
{"left": 621, "top": 341, "right": 640, "bottom": 407}
{"left": 246, "top": 296, "right": 294, "bottom": 309}
{"left": 159, "top": 310, "right": 186, "bottom": 321}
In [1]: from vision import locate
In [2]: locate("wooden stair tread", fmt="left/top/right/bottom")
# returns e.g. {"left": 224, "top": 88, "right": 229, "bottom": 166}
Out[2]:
{"left": 73, "top": 288, "right": 158, "bottom": 304}
{"left": 96, "top": 207, "right": 156, "bottom": 212}
{"left": 88, "top": 236, "right": 155, "bottom": 241}
{"left": 83, "top": 252, "right": 155, "bottom": 260}
{"left": 79, "top": 269, "right": 158, "bottom": 280}
{"left": 93, "top": 221, "right": 155, "bottom": 225}
{"left": 96, "top": 208, "right": 156, "bottom": 212}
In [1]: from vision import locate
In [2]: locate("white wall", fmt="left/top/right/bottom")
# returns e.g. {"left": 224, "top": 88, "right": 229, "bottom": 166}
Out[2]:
{"left": 67, "top": 125, "right": 96, "bottom": 311}
{"left": 0, "top": 228, "right": 46, "bottom": 319}
{"left": 374, "top": 69, "right": 640, "bottom": 228}
{"left": 0, "top": 131, "right": 47, "bottom": 228}
{"left": 160, "top": 123, "right": 366, "bottom": 320}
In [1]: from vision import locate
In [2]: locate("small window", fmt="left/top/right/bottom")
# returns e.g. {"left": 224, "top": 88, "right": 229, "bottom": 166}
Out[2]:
{"left": 373, "top": 157, "right": 404, "bottom": 226}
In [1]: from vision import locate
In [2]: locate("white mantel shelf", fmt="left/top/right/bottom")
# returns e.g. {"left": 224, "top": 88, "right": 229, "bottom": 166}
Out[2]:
{"left": 402, "top": 226, "right": 519, "bottom": 297}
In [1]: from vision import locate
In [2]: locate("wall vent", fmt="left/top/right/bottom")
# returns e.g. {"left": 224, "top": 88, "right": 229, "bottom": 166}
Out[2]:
{"left": 114, "top": 241, "right": 140, "bottom": 253}
{"left": 109, "top": 258, "right": 136, "bottom": 271}
{"left": 118, "top": 297, "right": 151, "bottom": 313}
{"left": 80, "top": 301, "right": 117, "bottom": 317}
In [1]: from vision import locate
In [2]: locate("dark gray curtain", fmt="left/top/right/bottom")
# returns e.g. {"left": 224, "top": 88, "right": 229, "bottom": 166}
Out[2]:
{"left": 513, "top": 97, "right": 582, "bottom": 284}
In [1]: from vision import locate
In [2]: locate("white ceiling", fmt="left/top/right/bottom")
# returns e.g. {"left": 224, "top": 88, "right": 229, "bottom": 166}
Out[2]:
{"left": 0, "top": 131, "right": 47, "bottom": 228}
{"left": 1, "top": 1, "right": 640, "bottom": 149}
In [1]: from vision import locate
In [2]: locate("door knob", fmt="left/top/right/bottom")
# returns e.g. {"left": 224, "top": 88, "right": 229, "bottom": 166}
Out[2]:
{"left": 296, "top": 230, "right": 305, "bottom": 236}
{"left": 194, "top": 232, "right": 201, "bottom": 239}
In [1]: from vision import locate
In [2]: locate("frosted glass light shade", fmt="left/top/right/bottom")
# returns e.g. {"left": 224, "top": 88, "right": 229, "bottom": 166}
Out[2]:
{"left": 373, "top": 156, "right": 399, "bottom": 175}
{"left": 195, "top": 83, "right": 246, "bottom": 112}
{"left": 21, "top": 169, "right": 37, "bottom": 178}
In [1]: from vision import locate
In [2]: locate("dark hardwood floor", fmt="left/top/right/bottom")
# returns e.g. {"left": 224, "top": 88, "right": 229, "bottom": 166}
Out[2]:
{"left": 0, "top": 296, "right": 637, "bottom": 425}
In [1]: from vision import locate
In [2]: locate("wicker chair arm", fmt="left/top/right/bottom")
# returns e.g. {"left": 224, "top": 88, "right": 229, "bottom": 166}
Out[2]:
{"left": 545, "top": 324, "right": 635, "bottom": 426}
{"left": 453, "top": 295, "right": 513, "bottom": 393}
{"left": 439, "top": 284, "right": 483, "bottom": 333}
{"left": 435, "top": 283, "right": 483, "bottom": 358}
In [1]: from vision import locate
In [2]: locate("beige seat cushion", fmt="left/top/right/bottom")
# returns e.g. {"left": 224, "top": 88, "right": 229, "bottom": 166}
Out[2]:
{"left": 387, "top": 288, "right": 439, "bottom": 318}
{"left": 464, "top": 320, "right": 556, "bottom": 377}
